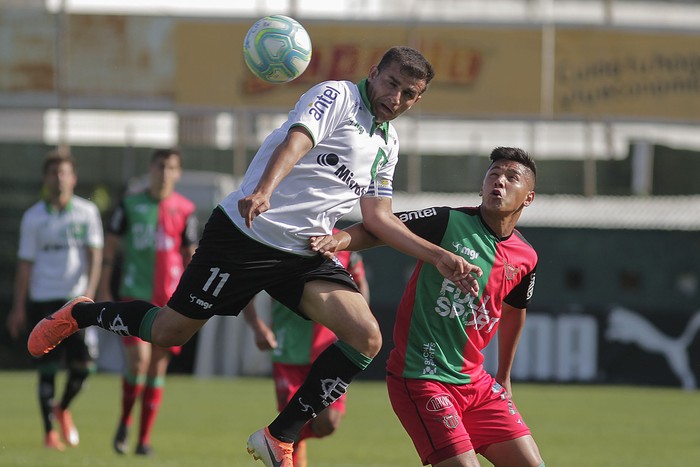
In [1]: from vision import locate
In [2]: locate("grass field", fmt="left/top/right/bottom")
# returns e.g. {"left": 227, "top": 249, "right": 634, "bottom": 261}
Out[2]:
{"left": 0, "top": 371, "right": 698, "bottom": 466}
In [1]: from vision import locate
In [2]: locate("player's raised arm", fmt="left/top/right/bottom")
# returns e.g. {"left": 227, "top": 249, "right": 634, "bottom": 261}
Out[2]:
{"left": 310, "top": 223, "right": 383, "bottom": 258}
{"left": 366, "top": 197, "right": 482, "bottom": 295}
{"left": 238, "top": 127, "right": 314, "bottom": 228}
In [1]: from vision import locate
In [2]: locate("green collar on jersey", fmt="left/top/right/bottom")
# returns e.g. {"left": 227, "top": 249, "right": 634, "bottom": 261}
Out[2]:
{"left": 357, "top": 78, "right": 389, "bottom": 144}
{"left": 43, "top": 197, "right": 73, "bottom": 214}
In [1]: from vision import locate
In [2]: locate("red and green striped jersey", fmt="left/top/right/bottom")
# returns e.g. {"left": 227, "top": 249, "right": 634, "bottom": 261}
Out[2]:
{"left": 387, "top": 206, "right": 537, "bottom": 385}
{"left": 108, "top": 191, "right": 198, "bottom": 306}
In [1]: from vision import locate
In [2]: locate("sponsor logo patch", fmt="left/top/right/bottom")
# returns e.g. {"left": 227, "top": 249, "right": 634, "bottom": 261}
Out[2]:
{"left": 307, "top": 85, "right": 341, "bottom": 121}
{"left": 189, "top": 294, "right": 213, "bottom": 310}
{"left": 317, "top": 153, "right": 339, "bottom": 166}
{"left": 426, "top": 394, "right": 453, "bottom": 412}
{"left": 504, "top": 262, "right": 520, "bottom": 281}
{"left": 442, "top": 413, "right": 460, "bottom": 429}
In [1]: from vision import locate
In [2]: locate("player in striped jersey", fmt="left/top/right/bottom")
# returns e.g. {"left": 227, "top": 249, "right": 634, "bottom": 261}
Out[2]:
{"left": 97, "top": 148, "right": 198, "bottom": 456}
{"left": 313, "top": 147, "right": 545, "bottom": 466}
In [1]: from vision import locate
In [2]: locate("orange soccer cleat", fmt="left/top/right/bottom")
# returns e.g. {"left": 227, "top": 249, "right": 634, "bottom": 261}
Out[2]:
{"left": 53, "top": 406, "right": 79, "bottom": 447}
{"left": 44, "top": 430, "right": 66, "bottom": 451}
{"left": 246, "top": 427, "right": 294, "bottom": 467}
{"left": 27, "top": 296, "right": 93, "bottom": 357}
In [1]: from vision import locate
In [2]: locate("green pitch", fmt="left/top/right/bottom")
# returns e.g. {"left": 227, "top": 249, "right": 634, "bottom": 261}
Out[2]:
{"left": 0, "top": 371, "right": 698, "bottom": 466}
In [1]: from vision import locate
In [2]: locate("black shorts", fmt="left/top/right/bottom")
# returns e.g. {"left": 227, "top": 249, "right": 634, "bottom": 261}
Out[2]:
{"left": 29, "top": 300, "right": 96, "bottom": 365}
{"left": 168, "top": 207, "right": 359, "bottom": 319}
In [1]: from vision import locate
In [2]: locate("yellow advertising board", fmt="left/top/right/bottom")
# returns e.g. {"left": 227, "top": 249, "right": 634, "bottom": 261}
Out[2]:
{"left": 174, "top": 21, "right": 543, "bottom": 117}
{"left": 3, "top": 10, "right": 700, "bottom": 123}
{"left": 554, "top": 27, "right": 700, "bottom": 122}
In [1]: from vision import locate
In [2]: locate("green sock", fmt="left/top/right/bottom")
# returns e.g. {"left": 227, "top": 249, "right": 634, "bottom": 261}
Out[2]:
{"left": 138, "top": 307, "right": 160, "bottom": 343}
{"left": 334, "top": 340, "right": 373, "bottom": 369}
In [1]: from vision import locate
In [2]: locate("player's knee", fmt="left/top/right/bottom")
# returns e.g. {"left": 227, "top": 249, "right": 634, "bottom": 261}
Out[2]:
{"left": 363, "top": 321, "right": 382, "bottom": 358}
{"left": 149, "top": 327, "right": 188, "bottom": 347}
{"left": 312, "top": 413, "right": 342, "bottom": 437}
{"left": 366, "top": 326, "right": 382, "bottom": 357}
{"left": 354, "top": 319, "right": 382, "bottom": 357}
{"left": 339, "top": 314, "right": 382, "bottom": 357}
{"left": 150, "top": 308, "right": 201, "bottom": 347}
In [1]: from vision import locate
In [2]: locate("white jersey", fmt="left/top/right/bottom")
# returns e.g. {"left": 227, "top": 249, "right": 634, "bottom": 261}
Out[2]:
{"left": 221, "top": 79, "right": 398, "bottom": 255}
{"left": 18, "top": 196, "right": 104, "bottom": 301}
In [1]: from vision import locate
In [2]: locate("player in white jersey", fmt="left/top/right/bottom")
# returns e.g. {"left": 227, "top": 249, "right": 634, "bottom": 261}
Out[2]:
{"left": 28, "top": 47, "right": 482, "bottom": 467}
{"left": 222, "top": 79, "right": 399, "bottom": 253}
{"left": 7, "top": 151, "right": 103, "bottom": 451}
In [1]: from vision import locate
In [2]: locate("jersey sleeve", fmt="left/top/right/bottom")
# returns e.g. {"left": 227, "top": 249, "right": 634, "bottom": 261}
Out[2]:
{"left": 17, "top": 208, "right": 38, "bottom": 261}
{"left": 107, "top": 199, "right": 128, "bottom": 236}
{"left": 288, "top": 81, "right": 353, "bottom": 147}
{"left": 503, "top": 266, "right": 537, "bottom": 309}
{"left": 394, "top": 206, "right": 451, "bottom": 246}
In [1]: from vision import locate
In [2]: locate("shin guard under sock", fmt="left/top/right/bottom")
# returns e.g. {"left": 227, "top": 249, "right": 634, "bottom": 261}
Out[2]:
{"left": 268, "top": 342, "right": 371, "bottom": 443}
{"left": 72, "top": 301, "right": 159, "bottom": 341}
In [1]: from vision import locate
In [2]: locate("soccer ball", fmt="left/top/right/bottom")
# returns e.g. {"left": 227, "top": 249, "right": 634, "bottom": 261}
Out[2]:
{"left": 243, "top": 15, "right": 312, "bottom": 84}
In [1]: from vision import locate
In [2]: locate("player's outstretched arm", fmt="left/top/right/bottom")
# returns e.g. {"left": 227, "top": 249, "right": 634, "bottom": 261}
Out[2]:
{"left": 309, "top": 223, "right": 382, "bottom": 258}
{"left": 238, "top": 127, "right": 313, "bottom": 227}
{"left": 359, "top": 196, "right": 482, "bottom": 296}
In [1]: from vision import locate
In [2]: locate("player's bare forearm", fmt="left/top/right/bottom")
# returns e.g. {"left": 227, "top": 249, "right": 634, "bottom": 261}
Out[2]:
{"left": 8, "top": 260, "right": 32, "bottom": 338}
{"left": 97, "top": 233, "right": 120, "bottom": 300}
{"left": 85, "top": 246, "right": 103, "bottom": 299}
{"left": 496, "top": 304, "right": 526, "bottom": 392}
{"left": 238, "top": 127, "right": 313, "bottom": 227}
{"left": 359, "top": 197, "right": 447, "bottom": 264}
{"left": 360, "top": 198, "right": 482, "bottom": 295}
{"left": 182, "top": 244, "right": 196, "bottom": 267}
{"left": 309, "top": 223, "right": 383, "bottom": 262}
{"left": 241, "top": 300, "right": 277, "bottom": 350}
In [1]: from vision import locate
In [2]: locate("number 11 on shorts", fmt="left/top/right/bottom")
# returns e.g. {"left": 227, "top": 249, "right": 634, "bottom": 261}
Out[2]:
{"left": 203, "top": 267, "right": 229, "bottom": 297}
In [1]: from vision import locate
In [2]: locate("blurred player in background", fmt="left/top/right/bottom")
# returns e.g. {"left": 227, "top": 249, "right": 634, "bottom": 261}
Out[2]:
{"left": 28, "top": 46, "right": 481, "bottom": 467}
{"left": 97, "top": 148, "right": 198, "bottom": 456}
{"left": 245, "top": 237, "right": 370, "bottom": 467}
{"left": 7, "top": 151, "right": 103, "bottom": 451}
{"left": 313, "top": 147, "right": 545, "bottom": 466}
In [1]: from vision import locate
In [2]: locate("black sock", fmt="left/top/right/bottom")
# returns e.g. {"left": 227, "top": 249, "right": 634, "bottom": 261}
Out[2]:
{"left": 38, "top": 371, "right": 56, "bottom": 434}
{"left": 72, "top": 301, "right": 156, "bottom": 338}
{"left": 60, "top": 368, "right": 89, "bottom": 409}
{"left": 268, "top": 344, "right": 363, "bottom": 443}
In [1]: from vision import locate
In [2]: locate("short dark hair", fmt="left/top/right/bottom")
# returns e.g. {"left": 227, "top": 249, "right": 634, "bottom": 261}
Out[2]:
{"left": 43, "top": 149, "right": 76, "bottom": 175}
{"left": 489, "top": 146, "right": 537, "bottom": 183}
{"left": 377, "top": 46, "right": 435, "bottom": 87}
{"left": 151, "top": 148, "right": 183, "bottom": 165}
